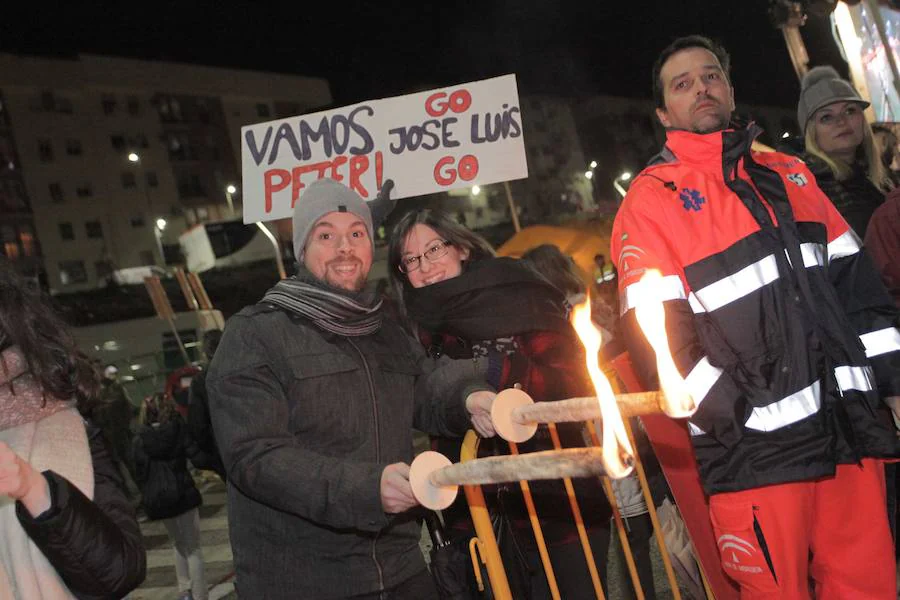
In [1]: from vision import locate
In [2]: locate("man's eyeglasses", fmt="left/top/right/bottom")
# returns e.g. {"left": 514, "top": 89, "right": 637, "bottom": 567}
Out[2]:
{"left": 398, "top": 240, "right": 452, "bottom": 273}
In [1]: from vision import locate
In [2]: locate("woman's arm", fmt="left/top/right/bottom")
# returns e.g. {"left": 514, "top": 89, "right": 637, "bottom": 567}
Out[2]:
{"left": 14, "top": 421, "right": 147, "bottom": 599}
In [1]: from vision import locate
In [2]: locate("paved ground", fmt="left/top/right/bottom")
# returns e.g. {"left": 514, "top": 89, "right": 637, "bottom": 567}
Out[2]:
{"left": 130, "top": 475, "right": 236, "bottom": 600}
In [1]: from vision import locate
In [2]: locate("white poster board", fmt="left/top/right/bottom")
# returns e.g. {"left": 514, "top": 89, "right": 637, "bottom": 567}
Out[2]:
{"left": 241, "top": 74, "right": 527, "bottom": 223}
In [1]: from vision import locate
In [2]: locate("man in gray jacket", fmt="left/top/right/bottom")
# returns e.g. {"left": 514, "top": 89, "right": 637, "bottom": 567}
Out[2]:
{"left": 207, "top": 178, "right": 495, "bottom": 599}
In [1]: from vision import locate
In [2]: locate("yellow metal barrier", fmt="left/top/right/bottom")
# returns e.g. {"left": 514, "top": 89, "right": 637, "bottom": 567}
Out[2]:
{"left": 459, "top": 430, "right": 513, "bottom": 599}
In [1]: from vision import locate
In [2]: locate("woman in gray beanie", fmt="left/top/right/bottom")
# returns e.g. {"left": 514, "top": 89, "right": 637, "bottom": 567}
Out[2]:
{"left": 798, "top": 65, "right": 892, "bottom": 236}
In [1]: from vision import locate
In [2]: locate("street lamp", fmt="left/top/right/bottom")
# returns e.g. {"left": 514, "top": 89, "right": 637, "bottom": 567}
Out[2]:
{"left": 128, "top": 152, "right": 140, "bottom": 163}
{"left": 156, "top": 218, "right": 167, "bottom": 231}
{"left": 614, "top": 171, "right": 633, "bottom": 199}
{"left": 589, "top": 160, "right": 598, "bottom": 169}
{"left": 584, "top": 170, "right": 594, "bottom": 180}
{"left": 225, "top": 184, "right": 238, "bottom": 216}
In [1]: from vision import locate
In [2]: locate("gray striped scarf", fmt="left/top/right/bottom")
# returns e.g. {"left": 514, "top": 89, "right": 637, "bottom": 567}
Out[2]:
{"left": 261, "top": 274, "right": 382, "bottom": 337}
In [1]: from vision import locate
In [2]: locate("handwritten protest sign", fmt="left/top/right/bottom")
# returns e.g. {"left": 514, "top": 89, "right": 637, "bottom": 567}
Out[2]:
{"left": 241, "top": 74, "right": 527, "bottom": 223}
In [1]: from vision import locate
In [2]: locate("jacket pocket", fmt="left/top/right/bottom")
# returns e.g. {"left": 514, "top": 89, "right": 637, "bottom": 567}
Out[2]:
{"left": 376, "top": 353, "right": 420, "bottom": 420}
{"left": 287, "top": 353, "right": 358, "bottom": 379}
{"left": 708, "top": 497, "right": 779, "bottom": 597}
{"left": 285, "top": 353, "right": 366, "bottom": 446}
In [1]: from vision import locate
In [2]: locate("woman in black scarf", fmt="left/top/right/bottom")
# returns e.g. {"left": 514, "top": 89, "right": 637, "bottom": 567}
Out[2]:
{"left": 388, "top": 209, "right": 612, "bottom": 599}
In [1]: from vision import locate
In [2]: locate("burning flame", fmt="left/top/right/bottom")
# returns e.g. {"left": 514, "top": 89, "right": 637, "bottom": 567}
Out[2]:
{"left": 633, "top": 270, "right": 697, "bottom": 418}
{"left": 571, "top": 299, "right": 634, "bottom": 479}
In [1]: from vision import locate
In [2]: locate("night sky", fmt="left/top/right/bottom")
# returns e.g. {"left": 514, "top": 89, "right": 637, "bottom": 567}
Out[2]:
{"left": 3, "top": 1, "right": 846, "bottom": 108}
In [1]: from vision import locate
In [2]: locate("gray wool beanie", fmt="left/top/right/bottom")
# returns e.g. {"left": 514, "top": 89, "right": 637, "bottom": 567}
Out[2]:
{"left": 292, "top": 178, "right": 373, "bottom": 263}
{"left": 797, "top": 65, "right": 869, "bottom": 134}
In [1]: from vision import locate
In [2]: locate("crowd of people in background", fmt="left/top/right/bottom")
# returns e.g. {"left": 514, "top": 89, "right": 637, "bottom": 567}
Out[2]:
{"left": 1, "top": 31, "right": 900, "bottom": 600}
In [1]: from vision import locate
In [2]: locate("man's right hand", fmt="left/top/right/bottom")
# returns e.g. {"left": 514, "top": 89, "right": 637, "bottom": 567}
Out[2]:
{"left": 380, "top": 462, "right": 418, "bottom": 513}
{"left": 466, "top": 390, "right": 496, "bottom": 438}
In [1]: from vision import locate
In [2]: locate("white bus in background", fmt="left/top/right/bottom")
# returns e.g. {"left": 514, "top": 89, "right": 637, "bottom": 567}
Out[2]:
{"left": 179, "top": 219, "right": 280, "bottom": 273}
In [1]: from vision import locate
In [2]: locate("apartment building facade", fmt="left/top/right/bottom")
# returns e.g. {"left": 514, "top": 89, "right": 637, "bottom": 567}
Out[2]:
{"left": 0, "top": 53, "right": 330, "bottom": 292}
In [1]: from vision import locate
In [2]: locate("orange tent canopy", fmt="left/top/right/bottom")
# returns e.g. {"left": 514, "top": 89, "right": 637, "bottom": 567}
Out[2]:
{"left": 496, "top": 222, "right": 613, "bottom": 286}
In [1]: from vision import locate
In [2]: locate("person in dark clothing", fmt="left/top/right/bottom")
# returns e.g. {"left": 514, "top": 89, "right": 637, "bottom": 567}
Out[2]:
{"left": 91, "top": 364, "right": 139, "bottom": 494}
{"left": 797, "top": 65, "right": 893, "bottom": 237}
{"left": 187, "top": 330, "right": 226, "bottom": 481}
{"left": 207, "top": 179, "right": 494, "bottom": 599}
{"left": 389, "top": 210, "right": 613, "bottom": 600}
{"left": 133, "top": 393, "right": 206, "bottom": 600}
{"left": 872, "top": 124, "right": 899, "bottom": 178}
{"left": 866, "top": 186, "right": 900, "bottom": 306}
{"left": 0, "top": 258, "right": 146, "bottom": 599}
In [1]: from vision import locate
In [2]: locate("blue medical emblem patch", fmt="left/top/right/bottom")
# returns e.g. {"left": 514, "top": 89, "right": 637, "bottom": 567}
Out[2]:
{"left": 679, "top": 188, "right": 706, "bottom": 212}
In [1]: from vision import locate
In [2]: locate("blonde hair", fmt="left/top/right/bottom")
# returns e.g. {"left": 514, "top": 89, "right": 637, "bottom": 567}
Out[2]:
{"left": 805, "top": 117, "right": 893, "bottom": 192}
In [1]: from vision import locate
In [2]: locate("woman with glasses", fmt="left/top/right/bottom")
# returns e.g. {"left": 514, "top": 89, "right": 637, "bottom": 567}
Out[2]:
{"left": 388, "top": 209, "right": 612, "bottom": 599}
{"left": 797, "top": 66, "right": 893, "bottom": 237}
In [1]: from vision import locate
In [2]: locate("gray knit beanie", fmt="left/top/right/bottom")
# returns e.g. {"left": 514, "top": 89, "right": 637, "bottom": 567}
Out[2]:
{"left": 797, "top": 66, "right": 869, "bottom": 134}
{"left": 292, "top": 178, "right": 373, "bottom": 263}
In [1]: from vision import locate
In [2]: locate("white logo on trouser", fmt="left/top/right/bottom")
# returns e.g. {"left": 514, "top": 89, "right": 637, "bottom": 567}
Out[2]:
{"left": 717, "top": 534, "right": 764, "bottom": 574}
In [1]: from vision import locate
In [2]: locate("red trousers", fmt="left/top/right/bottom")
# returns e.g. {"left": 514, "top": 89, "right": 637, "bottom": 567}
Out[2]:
{"left": 708, "top": 459, "right": 895, "bottom": 599}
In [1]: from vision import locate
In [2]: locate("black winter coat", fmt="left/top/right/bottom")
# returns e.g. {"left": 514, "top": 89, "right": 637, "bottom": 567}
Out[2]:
{"left": 187, "top": 370, "right": 226, "bottom": 481}
{"left": 801, "top": 153, "right": 885, "bottom": 238}
{"left": 133, "top": 418, "right": 202, "bottom": 521}
{"left": 207, "top": 302, "right": 474, "bottom": 599}
{"left": 16, "top": 420, "right": 147, "bottom": 600}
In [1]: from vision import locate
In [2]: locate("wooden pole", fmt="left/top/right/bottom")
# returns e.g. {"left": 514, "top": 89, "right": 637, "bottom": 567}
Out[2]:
{"left": 492, "top": 388, "right": 670, "bottom": 444}
{"left": 513, "top": 392, "right": 665, "bottom": 425}
{"left": 143, "top": 276, "right": 191, "bottom": 366}
{"left": 503, "top": 181, "right": 522, "bottom": 233}
{"left": 174, "top": 268, "right": 199, "bottom": 311}
{"left": 428, "top": 447, "right": 607, "bottom": 488}
{"left": 187, "top": 272, "right": 213, "bottom": 311}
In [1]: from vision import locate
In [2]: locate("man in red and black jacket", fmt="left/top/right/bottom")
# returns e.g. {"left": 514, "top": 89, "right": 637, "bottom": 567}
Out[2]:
{"left": 612, "top": 35, "right": 900, "bottom": 598}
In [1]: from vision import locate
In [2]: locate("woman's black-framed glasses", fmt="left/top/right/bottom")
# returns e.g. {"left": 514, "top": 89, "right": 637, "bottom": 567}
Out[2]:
{"left": 399, "top": 240, "right": 452, "bottom": 273}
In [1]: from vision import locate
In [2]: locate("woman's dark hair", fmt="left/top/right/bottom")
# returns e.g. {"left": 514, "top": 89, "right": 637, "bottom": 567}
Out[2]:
{"left": 387, "top": 209, "right": 495, "bottom": 316}
{"left": 652, "top": 34, "right": 731, "bottom": 108}
{"left": 520, "top": 244, "right": 586, "bottom": 301}
{"left": 140, "top": 393, "right": 179, "bottom": 426}
{"left": 0, "top": 259, "right": 98, "bottom": 404}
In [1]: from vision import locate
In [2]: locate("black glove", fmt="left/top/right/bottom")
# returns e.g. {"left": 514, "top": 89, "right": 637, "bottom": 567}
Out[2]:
{"left": 369, "top": 179, "right": 397, "bottom": 228}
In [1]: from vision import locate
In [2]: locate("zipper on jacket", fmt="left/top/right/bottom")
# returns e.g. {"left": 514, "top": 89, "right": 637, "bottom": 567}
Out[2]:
{"left": 346, "top": 336, "right": 385, "bottom": 593}
{"left": 346, "top": 337, "right": 381, "bottom": 463}
{"left": 373, "top": 528, "right": 385, "bottom": 596}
